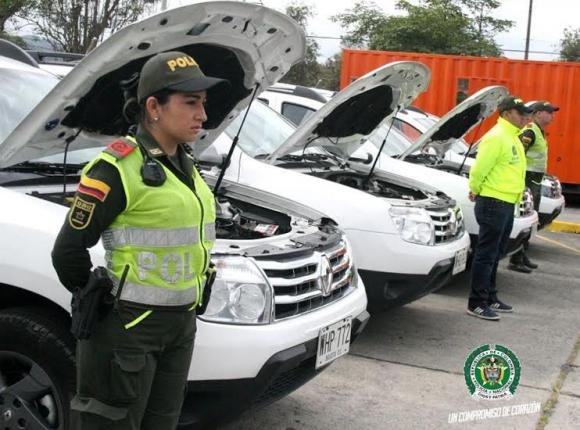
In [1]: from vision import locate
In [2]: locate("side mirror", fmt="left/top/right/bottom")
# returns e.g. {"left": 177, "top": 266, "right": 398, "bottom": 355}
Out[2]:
{"left": 348, "top": 152, "right": 373, "bottom": 165}
{"left": 197, "top": 147, "right": 225, "bottom": 167}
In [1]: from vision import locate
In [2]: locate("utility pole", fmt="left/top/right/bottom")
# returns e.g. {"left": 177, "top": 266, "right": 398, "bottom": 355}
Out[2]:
{"left": 524, "top": 0, "right": 533, "bottom": 59}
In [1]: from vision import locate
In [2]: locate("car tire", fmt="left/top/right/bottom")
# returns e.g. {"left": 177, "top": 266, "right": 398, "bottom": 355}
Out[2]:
{"left": 0, "top": 306, "right": 76, "bottom": 430}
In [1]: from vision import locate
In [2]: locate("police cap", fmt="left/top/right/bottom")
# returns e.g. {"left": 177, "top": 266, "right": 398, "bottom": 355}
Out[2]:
{"left": 137, "top": 51, "right": 229, "bottom": 102}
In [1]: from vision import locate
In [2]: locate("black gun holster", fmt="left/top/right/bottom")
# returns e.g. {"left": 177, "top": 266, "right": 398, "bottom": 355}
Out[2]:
{"left": 70, "top": 267, "right": 113, "bottom": 340}
{"left": 197, "top": 263, "right": 217, "bottom": 316}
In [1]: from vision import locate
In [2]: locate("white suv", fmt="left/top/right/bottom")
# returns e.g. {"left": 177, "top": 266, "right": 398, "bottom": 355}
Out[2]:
{"left": 258, "top": 83, "right": 329, "bottom": 125}
{"left": 200, "top": 61, "right": 471, "bottom": 310}
{"left": 359, "top": 86, "right": 539, "bottom": 253}
{"left": 0, "top": 4, "right": 368, "bottom": 429}
{"left": 266, "top": 84, "right": 540, "bottom": 255}
{"left": 393, "top": 103, "right": 565, "bottom": 229}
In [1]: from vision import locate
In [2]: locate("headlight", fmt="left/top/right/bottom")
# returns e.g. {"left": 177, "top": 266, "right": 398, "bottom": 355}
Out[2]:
{"left": 389, "top": 206, "right": 434, "bottom": 245}
{"left": 517, "top": 189, "right": 534, "bottom": 217}
{"left": 542, "top": 177, "right": 562, "bottom": 199}
{"left": 342, "top": 237, "right": 359, "bottom": 288}
{"left": 199, "top": 256, "right": 272, "bottom": 325}
{"left": 541, "top": 183, "right": 552, "bottom": 198}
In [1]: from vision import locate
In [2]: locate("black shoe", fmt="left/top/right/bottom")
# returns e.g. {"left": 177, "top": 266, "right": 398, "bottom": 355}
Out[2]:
{"left": 523, "top": 256, "right": 538, "bottom": 269}
{"left": 489, "top": 300, "right": 513, "bottom": 313}
{"left": 508, "top": 262, "right": 532, "bottom": 274}
{"left": 467, "top": 306, "right": 500, "bottom": 321}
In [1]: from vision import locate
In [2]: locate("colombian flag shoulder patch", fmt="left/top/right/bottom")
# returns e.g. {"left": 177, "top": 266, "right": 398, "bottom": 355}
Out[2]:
{"left": 77, "top": 177, "right": 111, "bottom": 202}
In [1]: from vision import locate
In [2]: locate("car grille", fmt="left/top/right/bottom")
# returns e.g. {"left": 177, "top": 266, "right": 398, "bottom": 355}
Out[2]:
{"left": 518, "top": 189, "right": 534, "bottom": 217}
{"left": 256, "top": 241, "right": 355, "bottom": 321}
{"left": 426, "top": 206, "right": 464, "bottom": 245}
{"left": 252, "top": 357, "right": 319, "bottom": 409}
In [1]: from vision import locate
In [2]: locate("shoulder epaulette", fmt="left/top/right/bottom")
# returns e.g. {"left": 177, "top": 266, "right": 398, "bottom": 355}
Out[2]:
{"left": 104, "top": 139, "right": 136, "bottom": 160}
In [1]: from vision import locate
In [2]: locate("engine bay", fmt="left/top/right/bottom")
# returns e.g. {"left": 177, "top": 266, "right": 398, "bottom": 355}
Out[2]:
{"left": 215, "top": 196, "right": 292, "bottom": 240}
{"left": 312, "top": 171, "right": 428, "bottom": 201}
{"left": 27, "top": 188, "right": 294, "bottom": 241}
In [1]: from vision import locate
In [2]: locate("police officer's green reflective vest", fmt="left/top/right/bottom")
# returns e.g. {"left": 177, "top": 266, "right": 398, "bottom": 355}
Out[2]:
{"left": 469, "top": 117, "right": 526, "bottom": 204}
{"left": 525, "top": 122, "right": 548, "bottom": 173}
{"left": 83, "top": 136, "right": 216, "bottom": 308}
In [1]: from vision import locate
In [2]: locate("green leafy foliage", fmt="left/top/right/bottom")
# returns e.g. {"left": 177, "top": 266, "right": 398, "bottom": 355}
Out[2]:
{"left": 20, "top": 0, "right": 159, "bottom": 53}
{"left": 333, "top": 0, "right": 513, "bottom": 57}
{"left": 560, "top": 27, "right": 580, "bottom": 62}
{"left": 281, "top": 2, "right": 321, "bottom": 87}
{"left": 0, "top": 0, "right": 34, "bottom": 32}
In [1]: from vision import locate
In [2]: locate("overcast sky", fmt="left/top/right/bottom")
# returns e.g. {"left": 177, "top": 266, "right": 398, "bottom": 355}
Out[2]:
{"left": 169, "top": 0, "right": 579, "bottom": 61}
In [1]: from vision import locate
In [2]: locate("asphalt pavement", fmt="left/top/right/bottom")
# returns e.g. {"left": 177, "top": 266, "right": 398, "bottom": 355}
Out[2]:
{"left": 222, "top": 203, "right": 580, "bottom": 430}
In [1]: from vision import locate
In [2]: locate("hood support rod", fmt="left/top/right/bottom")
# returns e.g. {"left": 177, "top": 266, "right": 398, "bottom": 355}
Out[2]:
{"left": 363, "top": 106, "right": 400, "bottom": 187}
{"left": 61, "top": 127, "right": 83, "bottom": 198}
{"left": 457, "top": 118, "right": 485, "bottom": 175}
{"left": 213, "top": 83, "right": 260, "bottom": 196}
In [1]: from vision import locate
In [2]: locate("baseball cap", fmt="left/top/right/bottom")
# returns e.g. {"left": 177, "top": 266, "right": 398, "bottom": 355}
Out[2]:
{"left": 137, "top": 51, "right": 229, "bottom": 102}
{"left": 497, "top": 95, "right": 533, "bottom": 115}
{"left": 529, "top": 100, "right": 560, "bottom": 113}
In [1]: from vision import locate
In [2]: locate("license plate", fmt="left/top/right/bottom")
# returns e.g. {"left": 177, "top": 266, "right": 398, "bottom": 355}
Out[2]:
{"left": 316, "top": 317, "right": 352, "bottom": 369}
{"left": 453, "top": 247, "right": 469, "bottom": 275}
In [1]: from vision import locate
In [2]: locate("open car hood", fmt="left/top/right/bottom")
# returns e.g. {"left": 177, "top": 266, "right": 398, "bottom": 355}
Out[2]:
{"left": 0, "top": 1, "right": 305, "bottom": 168}
{"left": 398, "top": 85, "right": 508, "bottom": 160}
{"left": 265, "top": 61, "right": 430, "bottom": 162}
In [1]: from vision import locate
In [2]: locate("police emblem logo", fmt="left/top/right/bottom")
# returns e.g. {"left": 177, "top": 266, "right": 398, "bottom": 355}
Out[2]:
{"left": 68, "top": 197, "right": 96, "bottom": 230}
{"left": 464, "top": 344, "right": 521, "bottom": 400}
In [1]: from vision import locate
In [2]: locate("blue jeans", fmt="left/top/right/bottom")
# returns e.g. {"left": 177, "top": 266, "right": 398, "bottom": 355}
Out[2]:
{"left": 469, "top": 196, "right": 515, "bottom": 307}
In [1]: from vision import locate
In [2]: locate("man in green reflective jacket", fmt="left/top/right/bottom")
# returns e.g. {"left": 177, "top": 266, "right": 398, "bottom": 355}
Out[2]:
{"left": 467, "top": 95, "right": 532, "bottom": 321}
{"left": 508, "top": 100, "right": 559, "bottom": 273}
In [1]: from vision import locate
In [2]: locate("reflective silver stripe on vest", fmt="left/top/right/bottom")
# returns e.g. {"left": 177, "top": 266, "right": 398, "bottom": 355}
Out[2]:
{"left": 102, "top": 227, "right": 199, "bottom": 249}
{"left": 111, "top": 277, "right": 197, "bottom": 307}
{"left": 526, "top": 151, "right": 547, "bottom": 172}
{"left": 204, "top": 223, "right": 216, "bottom": 241}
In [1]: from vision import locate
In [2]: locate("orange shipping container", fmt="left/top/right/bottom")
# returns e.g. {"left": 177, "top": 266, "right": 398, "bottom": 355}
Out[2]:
{"left": 340, "top": 49, "right": 580, "bottom": 193}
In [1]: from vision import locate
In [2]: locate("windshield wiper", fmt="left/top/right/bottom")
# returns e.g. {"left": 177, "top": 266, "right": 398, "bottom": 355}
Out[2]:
{"left": 1, "top": 161, "right": 86, "bottom": 174}
{"left": 276, "top": 153, "right": 335, "bottom": 165}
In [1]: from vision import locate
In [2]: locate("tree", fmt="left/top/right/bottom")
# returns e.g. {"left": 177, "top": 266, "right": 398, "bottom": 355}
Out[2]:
{"left": 331, "top": 1, "right": 387, "bottom": 49}
{"left": 0, "top": 0, "right": 34, "bottom": 33}
{"left": 333, "top": 0, "right": 513, "bottom": 57}
{"left": 317, "top": 52, "right": 341, "bottom": 91}
{"left": 281, "top": 2, "right": 321, "bottom": 87}
{"left": 22, "top": 0, "right": 158, "bottom": 53}
{"left": 458, "top": 0, "right": 513, "bottom": 56}
{"left": 560, "top": 27, "right": 580, "bottom": 62}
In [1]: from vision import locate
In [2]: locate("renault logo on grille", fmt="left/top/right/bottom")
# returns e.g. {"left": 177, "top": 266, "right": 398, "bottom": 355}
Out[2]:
{"left": 318, "top": 255, "right": 334, "bottom": 297}
{"left": 448, "top": 208, "right": 458, "bottom": 236}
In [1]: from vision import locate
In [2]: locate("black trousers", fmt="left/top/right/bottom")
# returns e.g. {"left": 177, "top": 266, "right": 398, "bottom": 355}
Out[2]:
{"left": 469, "top": 196, "right": 515, "bottom": 307}
{"left": 71, "top": 305, "right": 196, "bottom": 429}
{"left": 511, "top": 171, "right": 543, "bottom": 262}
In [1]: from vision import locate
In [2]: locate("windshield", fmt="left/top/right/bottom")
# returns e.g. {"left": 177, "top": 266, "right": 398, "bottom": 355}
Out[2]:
{"left": 224, "top": 101, "right": 296, "bottom": 157}
{"left": 397, "top": 115, "right": 472, "bottom": 155}
{"left": 368, "top": 123, "right": 413, "bottom": 156}
{"left": 32, "top": 147, "right": 102, "bottom": 164}
{"left": 0, "top": 67, "right": 59, "bottom": 144}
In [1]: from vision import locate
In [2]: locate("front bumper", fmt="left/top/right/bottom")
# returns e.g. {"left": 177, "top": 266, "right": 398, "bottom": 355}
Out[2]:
{"left": 346, "top": 229, "right": 470, "bottom": 308}
{"left": 345, "top": 228, "right": 471, "bottom": 275}
{"left": 359, "top": 259, "right": 458, "bottom": 309}
{"left": 538, "top": 195, "right": 565, "bottom": 229}
{"left": 178, "top": 309, "right": 370, "bottom": 428}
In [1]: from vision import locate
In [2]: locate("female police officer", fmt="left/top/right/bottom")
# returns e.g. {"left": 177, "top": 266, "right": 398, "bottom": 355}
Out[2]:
{"left": 52, "top": 51, "right": 228, "bottom": 429}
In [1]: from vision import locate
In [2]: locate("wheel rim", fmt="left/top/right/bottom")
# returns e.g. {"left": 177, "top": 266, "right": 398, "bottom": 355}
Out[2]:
{"left": 0, "top": 351, "right": 65, "bottom": 429}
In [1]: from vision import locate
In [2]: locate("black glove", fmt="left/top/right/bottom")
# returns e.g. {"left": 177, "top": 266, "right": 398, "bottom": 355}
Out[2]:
{"left": 197, "top": 263, "right": 217, "bottom": 316}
